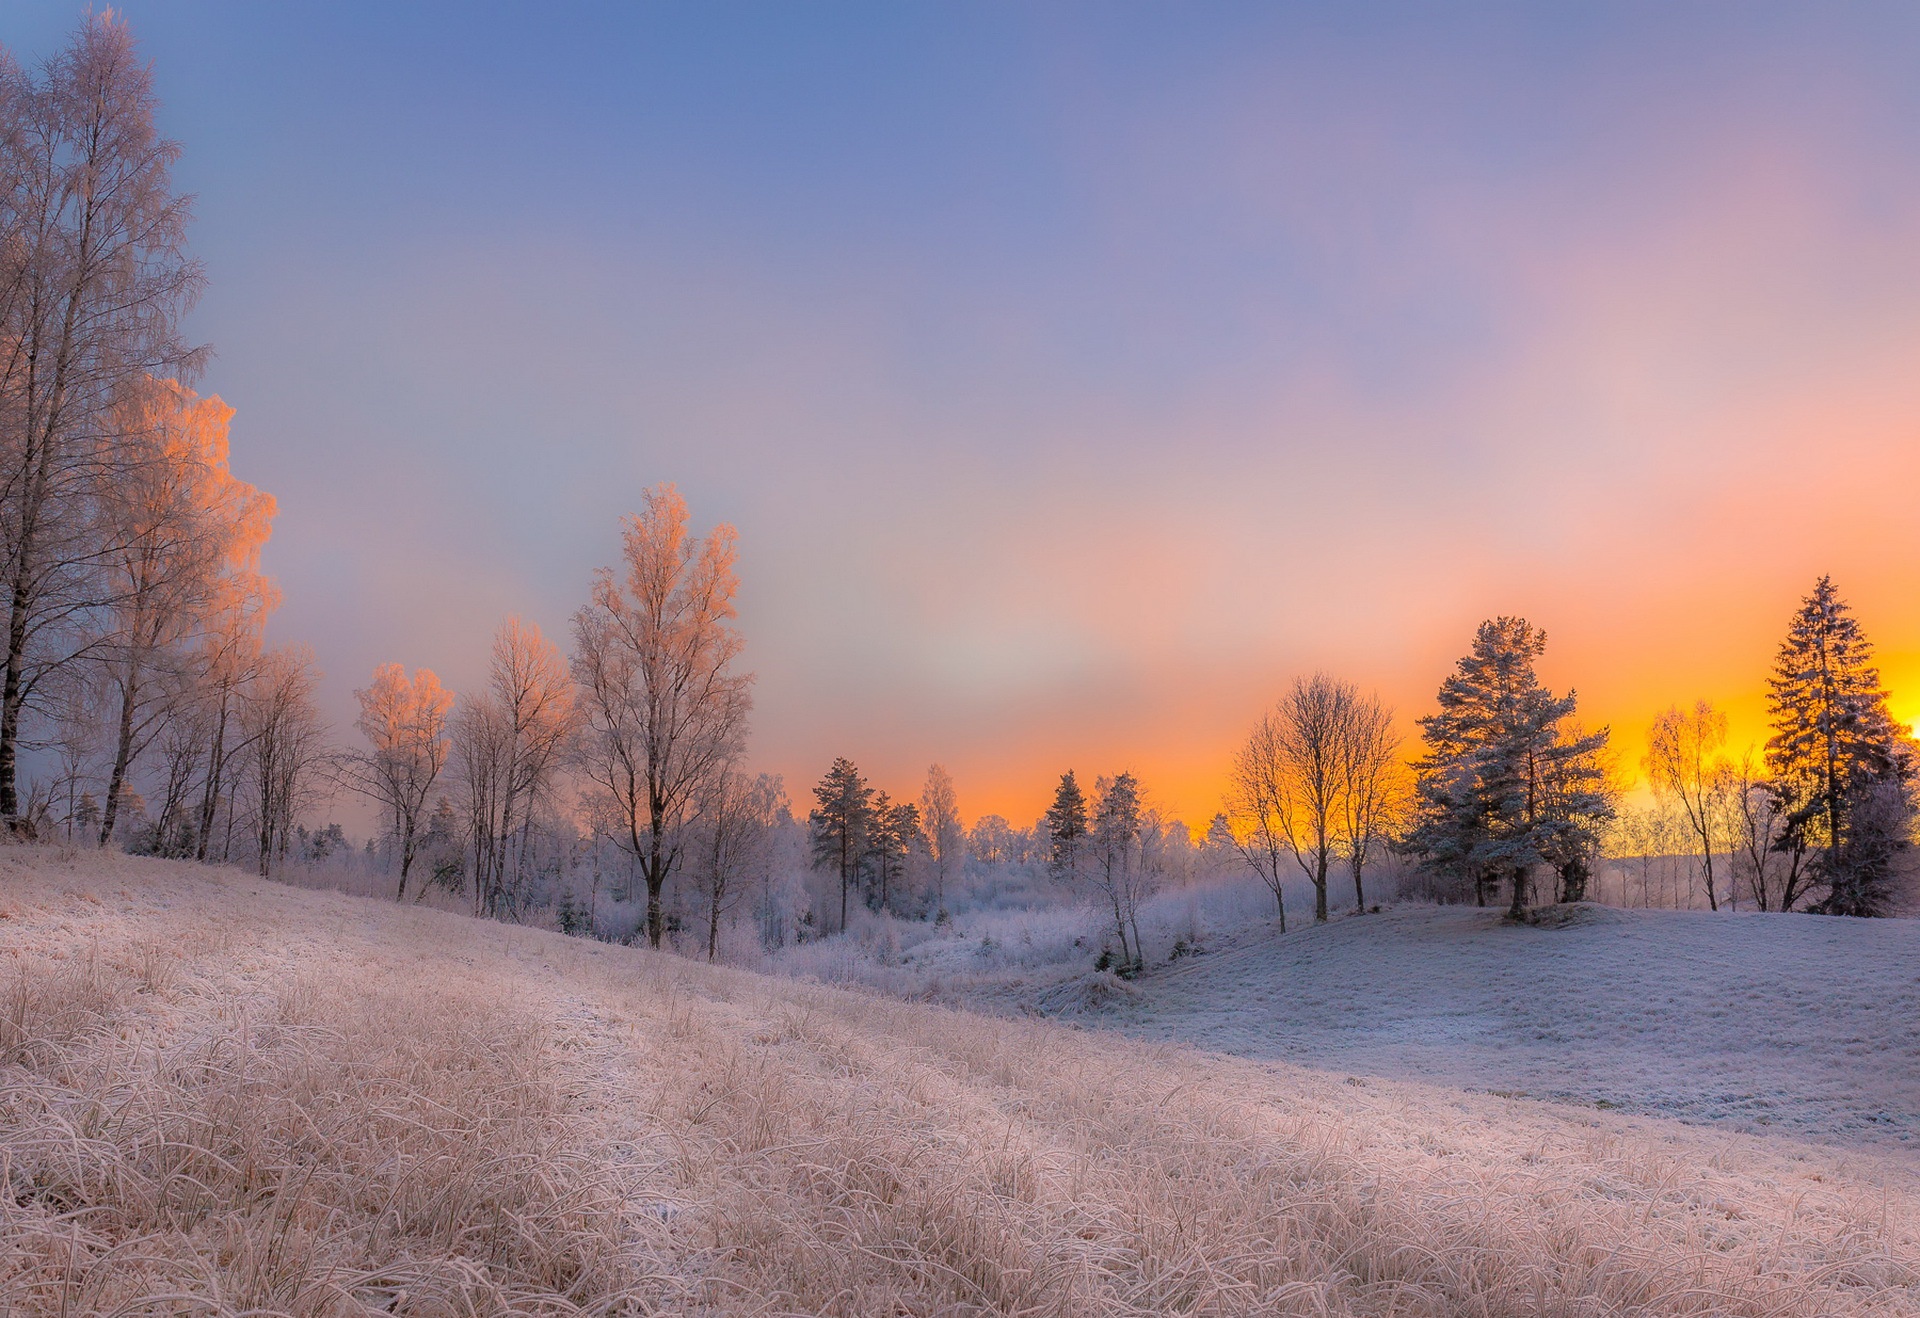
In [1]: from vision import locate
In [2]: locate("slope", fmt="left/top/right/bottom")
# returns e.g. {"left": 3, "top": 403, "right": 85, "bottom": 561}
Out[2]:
{"left": 1117, "top": 903, "right": 1920, "bottom": 1154}
{"left": 0, "top": 850, "right": 1914, "bottom": 1316}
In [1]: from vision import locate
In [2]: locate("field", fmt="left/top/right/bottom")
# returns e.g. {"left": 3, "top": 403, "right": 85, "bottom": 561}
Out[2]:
{"left": 2, "top": 849, "right": 1917, "bottom": 1316}
{"left": 1110, "top": 902, "right": 1920, "bottom": 1153}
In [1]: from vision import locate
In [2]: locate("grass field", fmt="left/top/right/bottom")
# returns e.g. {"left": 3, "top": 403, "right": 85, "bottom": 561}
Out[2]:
{"left": 1, "top": 847, "right": 1915, "bottom": 1315}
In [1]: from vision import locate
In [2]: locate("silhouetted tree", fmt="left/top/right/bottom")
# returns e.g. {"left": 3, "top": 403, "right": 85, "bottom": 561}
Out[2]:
{"left": 1044, "top": 770, "right": 1089, "bottom": 882}
{"left": 1765, "top": 577, "right": 1914, "bottom": 916}
{"left": 810, "top": 757, "right": 872, "bottom": 931}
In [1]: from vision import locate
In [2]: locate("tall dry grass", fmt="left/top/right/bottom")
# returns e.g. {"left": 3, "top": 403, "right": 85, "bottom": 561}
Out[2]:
{"left": 0, "top": 848, "right": 1914, "bottom": 1315}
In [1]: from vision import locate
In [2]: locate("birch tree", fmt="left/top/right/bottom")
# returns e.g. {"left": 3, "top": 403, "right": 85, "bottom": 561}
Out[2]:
{"left": 350, "top": 663, "right": 453, "bottom": 900}
{"left": 92, "top": 380, "right": 271, "bottom": 845}
{"left": 1644, "top": 700, "right": 1733, "bottom": 910}
{"left": 571, "top": 486, "right": 752, "bottom": 947}
{"left": 0, "top": 15, "right": 206, "bottom": 827}
{"left": 920, "top": 762, "right": 964, "bottom": 915}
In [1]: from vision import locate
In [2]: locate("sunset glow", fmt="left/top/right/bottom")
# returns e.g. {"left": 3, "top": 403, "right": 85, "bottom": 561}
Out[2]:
{"left": 12, "top": 3, "right": 1920, "bottom": 828}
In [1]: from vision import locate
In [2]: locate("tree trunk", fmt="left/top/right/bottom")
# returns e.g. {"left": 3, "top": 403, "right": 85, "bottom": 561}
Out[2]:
{"left": 0, "top": 577, "right": 30, "bottom": 827}
{"left": 99, "top": 669, "right": 140, "bottom": 846}
{"left": 1508, "top": 865, "right": 1528, "bottom": 919}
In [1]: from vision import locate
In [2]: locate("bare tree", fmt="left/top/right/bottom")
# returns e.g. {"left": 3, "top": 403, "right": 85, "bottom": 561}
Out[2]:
{"left": 690, "top": 769, "right": 784, "bottom": 961}
{"left": 0, "top": 16, "right": 207, "bottom": 827}
{"left": 1226, "top": 718, "right": 1290, "bottom": 930}
{"left": 1645, "top": 700, "right": 1734, "bottom": 911}
{"left": 919, "top": 762, "right": 964, "bottom": 915}
{"left": 1231, "top": 673, "right": 1351, "bottom": 923}
{"left": 236, "top": 646, "right": 328, "bottom": 879}
{"left": 1336, "top": 689, "right": 1403, "bottom": 913}
{"left": 454, "top": 619, "right": 574, "bottom": 918}
{"left": 571, "top": 485, "right": 752, "bottom": 948}
{"left": 349, "top": 663, "right": 453, "bottom": 900}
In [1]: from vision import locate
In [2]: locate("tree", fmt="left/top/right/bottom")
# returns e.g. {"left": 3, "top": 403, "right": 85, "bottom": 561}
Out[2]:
{"left": 863, "top": 793, "right": 922, "bottom": 913}
{"left": 1086, "top": 772, "right": 1151, "bottom": 971}
{"left": 0, "top": 15, "right": 207, "bottom": 828}
{"left": 1043, "top": 770, "right": 1088, "bottom": 883}
{"left": 690, "top": 769, "right": 785, "bottom": 961}
{"left": 920, "top": 763, "right": 964, "bottom": 914}
{"left": 1645, "top": 701, "right": 1734, "bottom": 910}
{"left": 1765, "top": 577, "right": 1914, "bottom": 917}
{"left": 1538, "top": 719, "right": 1619, "bottom": 903}
{"left": 1224, "top": 725, "right": 1290, "bottom": 930}
{"left": 349, "top": 663, "right": 453, "bottom": 900}
{"left": 236, "top": 646, "right": 328, "bottom": 879}
{"left": 454, "top": 618, "right": 574, "bottom": 918}
{"left": 1726, "top": 747, "right": 1800, "bottom": 911}
{"left": 809, "top": 757, "right": 871, "bottom": 932}
{"left": 1228, "top": 672, "right": 1363, "bottom": 924}
{"left": 1409, "top": 617, "right": 1612, "bottom": 918}
{"left": 571, "top": 486, "right": 752, "bottom": 947}
{"left": 969, "top": 813, "right": 1013, "bottom": 864}
{"left": 92, "top": 379, "right": 272, "bottom": 846}
{"left": 1336, "top": 689, "right": 1403, "bottom": 913}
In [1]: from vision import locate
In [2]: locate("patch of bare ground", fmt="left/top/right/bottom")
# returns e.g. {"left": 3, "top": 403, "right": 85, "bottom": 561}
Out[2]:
{"left": 0, "top": 848, "right": 1914, "bottom": 1315}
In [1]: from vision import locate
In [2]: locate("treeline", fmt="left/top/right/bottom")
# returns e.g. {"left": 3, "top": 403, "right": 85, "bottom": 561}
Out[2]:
{"left": 1221, "top": 576, "right": 1915, "bottom": 924}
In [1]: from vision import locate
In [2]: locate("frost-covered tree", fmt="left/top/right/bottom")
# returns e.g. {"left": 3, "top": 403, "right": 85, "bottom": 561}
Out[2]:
{"left": 1644, "top": 701, "right": 1735, "bottom": 910}
{"left": 91, "top": 381, "right": 273, "bottom": 847}
{"left": 571, "top": 486, "right": 752, "bottom": 947}
{"left": 0, "top": 15, "right": 207, "bottom": 828}
{"left": 236, "top": 646, "right": 329, "bottom": 880}
{"left": 454, "top": 619, "right": 575, "bottom": 918}
{"left": 809, "top": 757, "right": 871, "bottom": 931}
{"left": 969, "top": 813, "right": 1014, "bottom": 864}
{"left": 920, "top": 763, "right": 964, "bottom": 914}
{"left": 1409, "top": 617, "right": 1612, "bottom": 917}
{"left": 348, "top": 663, "right": 453, "bottom": 900}
{"left": 1087, "top": 772, "right": 1149, "bottom": 971}
{"left": 690, "top": 769, "right": 785, "bottom": 961}
{"left": 1765, "top": 577, "right": 1914, "bottom": 917}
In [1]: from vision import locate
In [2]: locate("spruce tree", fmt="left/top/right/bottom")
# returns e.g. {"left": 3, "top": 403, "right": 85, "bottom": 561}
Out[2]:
{"left": 1409, "top": 617, "right": 1612, "bottom": 917}
{"left": 1765, "top": 577, "right": 1914, "bottom": 916}
{"left": 809, "top": 757, "right": 872, "bottom": 931}
{"left": 1044, "top": 770, "right": 1088, "bottom": 882}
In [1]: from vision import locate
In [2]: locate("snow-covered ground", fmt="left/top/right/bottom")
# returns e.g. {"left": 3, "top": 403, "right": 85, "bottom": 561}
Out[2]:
{"left": 1105, "top": 903, "right": 1920, "bottom": 1155}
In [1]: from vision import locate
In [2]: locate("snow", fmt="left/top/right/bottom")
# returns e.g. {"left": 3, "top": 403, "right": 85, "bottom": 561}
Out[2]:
{"left": 1105, "top": 902, "right": 1920, "bottom": 1155}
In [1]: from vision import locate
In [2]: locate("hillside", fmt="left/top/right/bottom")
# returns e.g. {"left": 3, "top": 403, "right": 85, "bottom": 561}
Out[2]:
{"left": 1107, "top": 902, "right": 1920, "bottom": 1154}
{"left": 1, "top": 850, "right": 1917, "bottom": 1315}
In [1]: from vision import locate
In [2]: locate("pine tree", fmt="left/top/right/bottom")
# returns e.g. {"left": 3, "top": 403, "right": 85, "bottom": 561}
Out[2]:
{"left": 809, "top": 757, "right": 872, "bottom": 931}
{"left": 1765, "top": 577, "right": 1914, "bottom": 916}
{"left": 1044, "top": 770, "right": 1088, "bottom": 882}
{"left": 1409, "top": 617, "right": 1612, "bottom": 917}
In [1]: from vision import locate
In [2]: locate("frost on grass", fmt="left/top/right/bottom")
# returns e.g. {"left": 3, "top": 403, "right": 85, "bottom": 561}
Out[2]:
{"left": 1, "top": 848, "right": 1917, "bottom": 1316}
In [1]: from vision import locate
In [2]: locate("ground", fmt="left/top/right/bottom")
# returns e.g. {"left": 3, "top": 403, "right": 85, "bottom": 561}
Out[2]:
{"left": 1101, "top": 902, "right": 1920, "bottom": 1155}
{"left": 1, "top": 849, "right": 1916, "bottom": 1315}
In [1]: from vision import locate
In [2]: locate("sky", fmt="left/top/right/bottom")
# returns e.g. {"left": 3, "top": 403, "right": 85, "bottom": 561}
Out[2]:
{"left": 10, "top": 2, "right": 1920, "bottom": 827}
